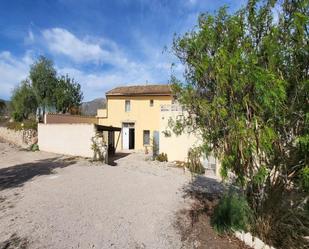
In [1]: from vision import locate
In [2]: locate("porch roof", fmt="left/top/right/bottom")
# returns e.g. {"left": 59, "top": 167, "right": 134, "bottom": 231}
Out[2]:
{"left": 95, "top": 124, "right": 121, "bottom": 132}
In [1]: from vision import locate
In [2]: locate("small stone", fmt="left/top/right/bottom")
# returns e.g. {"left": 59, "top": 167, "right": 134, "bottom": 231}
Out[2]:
{"left": 243, "top": 232, "right": 254, "bottom": 247}
{"left": 253, "top": 237, "right": 265, "bottom": 249}
{"left": 235, "top": 231, "right": 244, "bottom": 240}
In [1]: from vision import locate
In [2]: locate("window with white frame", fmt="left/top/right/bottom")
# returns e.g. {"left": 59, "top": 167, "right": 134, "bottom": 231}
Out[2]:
{"left": 150, "top": 99, "right": 154, "bottom": 107}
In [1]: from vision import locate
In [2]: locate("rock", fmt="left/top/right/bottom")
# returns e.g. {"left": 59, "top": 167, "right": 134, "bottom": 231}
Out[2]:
{"left": 243, "top": 232, "right": 254, "bottom": 247}
{"left": 253, "top": 237, "right": 265, "bottom": 249}
{"left": 235, "top": 231, "right": 244, "bottom": 241}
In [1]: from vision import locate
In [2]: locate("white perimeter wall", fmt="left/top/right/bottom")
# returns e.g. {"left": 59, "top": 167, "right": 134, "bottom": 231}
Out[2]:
{"left": 38, "top": 123, "right": 96, "bottom": 158}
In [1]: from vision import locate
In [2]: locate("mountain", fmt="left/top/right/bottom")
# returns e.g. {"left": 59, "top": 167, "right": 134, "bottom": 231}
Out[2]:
{"left": 81, "top": 98, "right": 106, "bottom": 116}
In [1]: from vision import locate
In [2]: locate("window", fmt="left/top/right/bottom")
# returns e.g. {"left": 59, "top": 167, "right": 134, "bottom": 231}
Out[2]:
{"left": 150, "top": 99, "right": 154, "bottom": 107}
{"left": 143, "top": 130, "right": 150, "bottom": 145}
{"left": 125, "top": 100, "right": 130, "bottom": 112}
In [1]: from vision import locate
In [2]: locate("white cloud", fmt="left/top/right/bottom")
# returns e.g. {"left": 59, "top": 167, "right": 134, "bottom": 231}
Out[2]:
{"left": 0, "top": 28, "right": 184, "bottom": 101}
{"left": 57, "top": 65, "right": 155, "bottom": 100}
{"left": 0, "top": 51, "right": 34, "bottom": 99}
{"left": 42, "top": 28, "right": 130, "bottom": 66}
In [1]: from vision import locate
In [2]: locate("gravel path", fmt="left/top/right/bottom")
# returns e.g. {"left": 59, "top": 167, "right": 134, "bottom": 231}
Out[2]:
{"left": 0, "top": 141, "right": 191, "bottom": 249}
{"left": 0, "top": 141, "right": 246, "bottom": 249}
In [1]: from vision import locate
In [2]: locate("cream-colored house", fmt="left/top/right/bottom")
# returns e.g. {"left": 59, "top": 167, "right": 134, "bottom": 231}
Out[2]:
{"left": 38, "top": 83, "right": 219, "bottom": 176}
{"left": 97, "top": 85, "right": 173, "bottom": 151}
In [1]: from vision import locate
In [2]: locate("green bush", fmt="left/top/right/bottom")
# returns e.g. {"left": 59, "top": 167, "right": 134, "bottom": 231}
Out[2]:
{"left": 30, "top": 144, "right": 39, "bottom": 151}
{"left": 211, "top": 190, "right": 252, "bottom": 233}
{"left": 7, "top": 120, "right": 37, "bottom": 131}
{"left": 300, "top": 166, "right": 309, "bottom": 192}
{"left": 186, "top": 148, "right": 205, "bottom": 175}
{"left": 156, "top": 153, "right": 168, "bottom": 162}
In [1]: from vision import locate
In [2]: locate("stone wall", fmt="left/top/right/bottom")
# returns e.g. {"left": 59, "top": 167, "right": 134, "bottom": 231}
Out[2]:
{"left": 0, "top": 127, "right": 37, "bottom": 148}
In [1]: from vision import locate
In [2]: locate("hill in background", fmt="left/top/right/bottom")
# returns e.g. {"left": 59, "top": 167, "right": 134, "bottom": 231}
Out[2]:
{"left": 81, "top": 98, "right": 106, "bottom": 116}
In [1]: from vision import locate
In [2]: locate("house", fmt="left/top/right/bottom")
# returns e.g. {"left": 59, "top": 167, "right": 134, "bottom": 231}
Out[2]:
{"left": 38, "top": 83, "right": 219, "bottom": 176}
{"left": 96, "top": 84, "right": 219, "bottom": 176}
{"left": 97, "top": 84, "right": 173, "bottom": 151}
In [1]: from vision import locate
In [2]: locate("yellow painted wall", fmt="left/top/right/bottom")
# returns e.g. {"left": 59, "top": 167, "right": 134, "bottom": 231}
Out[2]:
{"left": 159, "top": 105, "right": 221, "bottom": 178}
{"left": 97, "top": 95, "right": 172, "bottom": 150}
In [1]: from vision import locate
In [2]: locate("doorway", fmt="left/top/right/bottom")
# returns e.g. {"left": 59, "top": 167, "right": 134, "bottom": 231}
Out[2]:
{"left": 122, "top": 123, "right": 135, "bottom": 150}
{"left": 129, "top": 128, "right": 135, "bottom": 149}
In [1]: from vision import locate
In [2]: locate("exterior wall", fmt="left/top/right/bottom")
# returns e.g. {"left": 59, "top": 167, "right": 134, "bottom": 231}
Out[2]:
{"left": 38, "top": 123, "right": 96, "bottom": 157}
{"left": 45, "top": 113, "right": 98, "bottom": 124}
{"left": 98, "top": 95, "right": 172, "bottom": 151}
{"left": 97, "top": 109, "right": 107, "bottom": 118}
{"left": 159, "top": 106, "right": 201, "bottom": 162}
{"left": 159, "top": 105, "right": 219, "bottom": 176}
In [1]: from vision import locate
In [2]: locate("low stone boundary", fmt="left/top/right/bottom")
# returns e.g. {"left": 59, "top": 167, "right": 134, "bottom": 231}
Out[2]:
{"left": 0, "top": 127, "right": 37, "bottom": 148}
{"left": 235, "top": 231, "right": 275, "bottom": 249}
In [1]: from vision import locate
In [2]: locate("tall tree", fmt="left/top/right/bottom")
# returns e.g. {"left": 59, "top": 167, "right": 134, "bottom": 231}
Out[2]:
{"left": 30, "top": 56, "right": 57, "bottom": 118}
{"left": 172, "top": 0, "right": 308, "bottom": 247}
{"left": 54, "top": 75, "right": 83, "bottom": 114}
{"left": 0, "top": 100, "right": 5, "bottom": 115}
{"left": 11, "top": 80, "right": 38, "bottom": 121}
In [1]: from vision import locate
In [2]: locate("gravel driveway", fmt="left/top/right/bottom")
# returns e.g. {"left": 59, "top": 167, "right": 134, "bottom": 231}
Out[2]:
{"left": 0, "top": 140, "right": 192, "bottom": 249}
{"left": 0, "top": 140, "right": 246, "bottom": 249}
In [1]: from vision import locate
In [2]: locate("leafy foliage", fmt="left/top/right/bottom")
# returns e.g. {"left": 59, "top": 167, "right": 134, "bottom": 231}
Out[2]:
{"left": 0, "top": 100, "right": 6, "bottom": 115}
{"left": 7, "top": 120, "right": 37, "bottom": 131}
{"left": 30, "top": 143, "right": 39, "bottom": 151}
{"left": 30, "top": 56, "right": 57, "bottom": 115}
{"left": 54, "top": 75, "right": 83, "bottom": 113}
{"left": 172, "top": 0, "right": 309, "bottom": 247}
{"left": 212, "top": 190, "right": 252, "bottom": 233}
{"left": 186, "top": 147, "right": 205, "bottom": 175}
{"left": 10, "top": 56, "right": 83, "bottom": 121}
{"left": 156, "top": 153, "right": 168, "bottom": 162}
{"left": 11, "top": 80, "right": 37, "bottom": 121}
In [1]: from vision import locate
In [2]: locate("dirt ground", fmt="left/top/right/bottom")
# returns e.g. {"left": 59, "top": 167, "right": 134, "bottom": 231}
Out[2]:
{"left": 0, "top": 140, "right": 248, "bottom": 249}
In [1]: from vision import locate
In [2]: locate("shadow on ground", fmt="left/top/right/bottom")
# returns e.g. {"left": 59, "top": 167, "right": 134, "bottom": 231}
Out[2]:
{"left": 108, "top": 152, "right": 131, "bottom": 166}
{"left": 0, "top": 157, "right": 77, "bottom": 191}
{"left": 0, "top": 233, "right": 28, "bottom": 249}
{"left": 175, "top": 175, "right": 249, "bottom": 249}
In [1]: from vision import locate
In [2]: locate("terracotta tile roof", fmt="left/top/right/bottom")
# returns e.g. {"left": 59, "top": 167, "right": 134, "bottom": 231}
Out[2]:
{"left": 106, "top": 84, "right": 172, "bottom": 96}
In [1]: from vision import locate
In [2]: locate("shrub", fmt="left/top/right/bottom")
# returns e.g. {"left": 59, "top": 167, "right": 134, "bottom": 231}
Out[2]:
{"left": 211, "top": 190, "right": 252, "bottom": 233}
{"left": 7, "top": 120, "right": 37, "bottom": 131}
{"left": 186, "top": 148, "right": 205, "bottom": 175}
{"left": 156, "top": 153, "right": 168, "bottom": 162}
{"left": 30, "top": 144, "right": 39, "bottom": 151}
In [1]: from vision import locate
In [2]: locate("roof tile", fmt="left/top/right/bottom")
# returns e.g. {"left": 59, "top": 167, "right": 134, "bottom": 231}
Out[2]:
{"left": 106, "top": 84, "right": 171, "bottom": 96}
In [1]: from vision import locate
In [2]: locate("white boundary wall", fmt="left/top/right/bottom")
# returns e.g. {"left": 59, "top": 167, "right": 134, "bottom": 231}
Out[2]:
{"left": 38, "top": 123, "right": 96, "bottom": 157}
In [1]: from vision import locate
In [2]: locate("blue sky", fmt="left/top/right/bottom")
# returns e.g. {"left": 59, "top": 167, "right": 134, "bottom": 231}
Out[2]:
{"left": 0, "top": 0, "right": 245, "bottom": 101}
